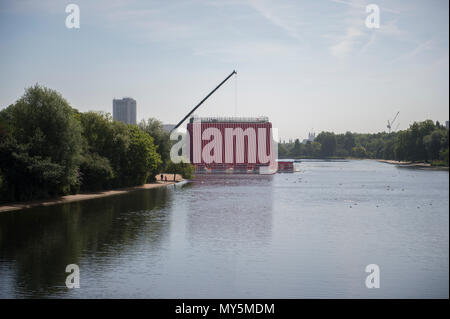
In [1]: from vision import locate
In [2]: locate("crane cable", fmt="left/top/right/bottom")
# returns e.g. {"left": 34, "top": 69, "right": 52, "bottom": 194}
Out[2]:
{"left": 234, "top": 72, "right": 238, "bottom": 117}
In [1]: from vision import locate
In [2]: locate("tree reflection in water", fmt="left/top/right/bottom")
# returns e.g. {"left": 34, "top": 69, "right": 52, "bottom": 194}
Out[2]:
{"left": 0, "top": 187, "right": 173, "bottom": 298}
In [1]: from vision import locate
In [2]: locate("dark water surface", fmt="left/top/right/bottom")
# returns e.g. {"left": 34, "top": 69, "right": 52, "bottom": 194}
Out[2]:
{"left": 0, "top": 160, "right": 448, "bottom": 298}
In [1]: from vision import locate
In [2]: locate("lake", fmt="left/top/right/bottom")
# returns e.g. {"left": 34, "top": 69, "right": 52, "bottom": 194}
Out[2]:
{"left": 0, "top": 160, "right": 448, "bottom": 298}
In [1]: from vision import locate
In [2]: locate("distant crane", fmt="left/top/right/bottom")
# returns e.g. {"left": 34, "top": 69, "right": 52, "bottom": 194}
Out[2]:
{"left": 387, "top": 111, "right": 400, "bottom": 133}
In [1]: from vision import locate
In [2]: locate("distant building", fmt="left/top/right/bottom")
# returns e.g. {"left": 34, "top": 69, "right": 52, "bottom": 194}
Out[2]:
{"left": 446, "top": 121, "right": 449, "bottom": 130}
{"left": 302, "top": 132, "right": 315, "bottom": 144}
{"left": 113, "top": 97, "right": 136, "bottom": 125}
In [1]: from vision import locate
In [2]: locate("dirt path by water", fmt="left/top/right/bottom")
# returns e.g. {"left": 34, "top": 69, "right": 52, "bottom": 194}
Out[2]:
{"left": 0, "top": 174, "right": 183, "bottom": 213}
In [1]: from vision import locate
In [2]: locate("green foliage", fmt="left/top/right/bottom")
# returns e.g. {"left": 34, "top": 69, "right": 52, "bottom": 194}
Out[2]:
{"left": 315, "top": 132, "right": 336, "bottom": 157}
{"left": 0, "top": 137, "right": 68, "bottom": 200}
{"left": 311, "top": 141, "right": 322, "bottom": 157}
{"left": 278, "top": 120, "right": 448, "bottom": 165}
{"left": 78, "top": 111, "right": 162, "bottom": 187}
{"left": 292, "top": 139, "right": 302, "bottom": 157}
{"left": 352, "top": 145, "right": 368, "bottom": 158}
{"left": 277, "top": 142, "right": 289, "bottom": 158}
{"left": 395, "top": 120, "right": 448, "bottom": 162}
{"left": 0, "top": 85, "right": 82, "bottom": 201}
{"left": 343, "top": 131, "right": 356, "bottom": 154}
{"left": 424, "top": 130, "right": 447, "bottom": 161}
{"left": 439, "top": 148, "right": 449, "bottom": 166}
{"left": 166, "top": 161, "right": 194, "bottom": 179}
{"left": 1, "top": 85, "right": 448, "bottom": 203}
{"left": 0, "top": 86, "right": 164, "bottom": 203}
{"left": 139, "top": 118, "right": 171, "bottom": 172}
{"left": 123, "top": 125, "right": 161, "bottom": 185}
{"left": 79, "top": 152, "right": 114, "bottom": 191}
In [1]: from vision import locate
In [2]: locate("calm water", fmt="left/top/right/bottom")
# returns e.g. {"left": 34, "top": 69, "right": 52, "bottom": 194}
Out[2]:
{"left": 0, "top": 160, "right": 448, "bottom": 298}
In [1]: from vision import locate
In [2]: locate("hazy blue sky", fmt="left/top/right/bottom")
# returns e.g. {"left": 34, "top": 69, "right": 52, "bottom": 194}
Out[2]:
{"left": 0, "top": 0, "right": 448, "bottom": 139}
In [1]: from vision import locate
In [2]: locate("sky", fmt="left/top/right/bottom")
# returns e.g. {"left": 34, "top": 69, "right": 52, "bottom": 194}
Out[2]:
{"left": 0, "top": 0, "right": 448, "bottom": 140}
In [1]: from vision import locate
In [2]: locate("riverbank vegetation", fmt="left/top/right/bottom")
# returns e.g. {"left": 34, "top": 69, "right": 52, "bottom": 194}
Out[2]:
{"left": 0, "top": 85, "right": 193, "bottom": 203}
{"left": 1, "top": 85, "right": 447, "bottom": 202}
{"left": 279, "top": 121, "right": 449, "bottom": 166}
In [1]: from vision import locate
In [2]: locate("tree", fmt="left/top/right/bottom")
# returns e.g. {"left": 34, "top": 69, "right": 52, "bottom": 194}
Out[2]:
{"left": 440, "top": 148, "right": 449, "bottom": 166}
{"left": 315, "top": 132, "right": 336, "bottom": 157}
{"left": 343, "top": 131, "right": 356, "bottom": 154}
{"left": 78, "top": 111, "right": 119, "bottom": 189}
{"left": 166, "top": 161, "right": 194, "bottom": 180}
{"left": 79, "top": 111, "right": 115, "bottom": 157}
{"left": 0, "top": 85, "right": 82, "bottom": 201}
{"left": 311, "top": 141, "right": 322, "bottom": 157}
{"left": 292, "top": 139, "right": 302, "bottom": 157}
{"left": 79, "top": 112, "right": 162, "bottom": 187}
{"left": 382, "top": 139, "right": 395, "bottom": 160}
{"left": 394, "top": 130, "right": 411, "bottom": 161}
{"left": 423, "top": 131, "right": 443, "bottom": 161}
{"left": 278, "top": 142, "right": 289, "bottom": 158}
{"left": 139, "top": 118, "right": 171, "bottom": 170}
{"left": 79, "top": 152, "right": 114, "bottom": 191}
{"left": 394, "top": 120, "right": 442, "bottom": 162}
{"left": 122, "top": 125, "right": 161, "bottom": 185}
{"left": 352, "top": 145, "right": 368, "bottom": 158}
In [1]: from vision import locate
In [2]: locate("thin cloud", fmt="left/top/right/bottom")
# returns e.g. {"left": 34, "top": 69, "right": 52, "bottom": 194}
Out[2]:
{"left": 359, "top": 20, "right": 408, "bottom": 54}
{"left": 330, "top": 0, "right": 403, "bottom": 15}
{"left": 331, "top": 26, "right": 366, "bottom": 57}
{"left": 328, "top": 0, "right": 411, "bottom": 57}
{"left": 246, "top": 0, "right": 304, "bottom": 41}
{"left": 393, "top": 37, "right": 440, "bottom": 63}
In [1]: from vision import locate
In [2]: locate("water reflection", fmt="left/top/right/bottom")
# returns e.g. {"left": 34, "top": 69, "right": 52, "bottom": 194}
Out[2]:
{"left": 0, "top": 188, "right": 172, "bottom": 298}
{"left": 0, "top": 160, "right": 448, "bottom": 298}
{"left": 186, "top": 175, "right": 274, "bottom": 248}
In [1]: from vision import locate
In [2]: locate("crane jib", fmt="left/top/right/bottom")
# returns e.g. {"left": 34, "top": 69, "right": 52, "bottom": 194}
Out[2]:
{"left": 171, "top": 70, "right": 237, "bottom": 132}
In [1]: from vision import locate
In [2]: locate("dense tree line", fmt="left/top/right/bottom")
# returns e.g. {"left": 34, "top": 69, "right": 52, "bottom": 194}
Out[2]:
{"left": 279, "top": 120, "right": 449, "bottom": 166}
{"left": 1, "top": 85, "right": 446, "bottom": 202}
{"left": 138, "top": 118, "right": 194, "bottom": 179}
{"left": 0, "top": 85, "right": 192, "bottom": 203}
